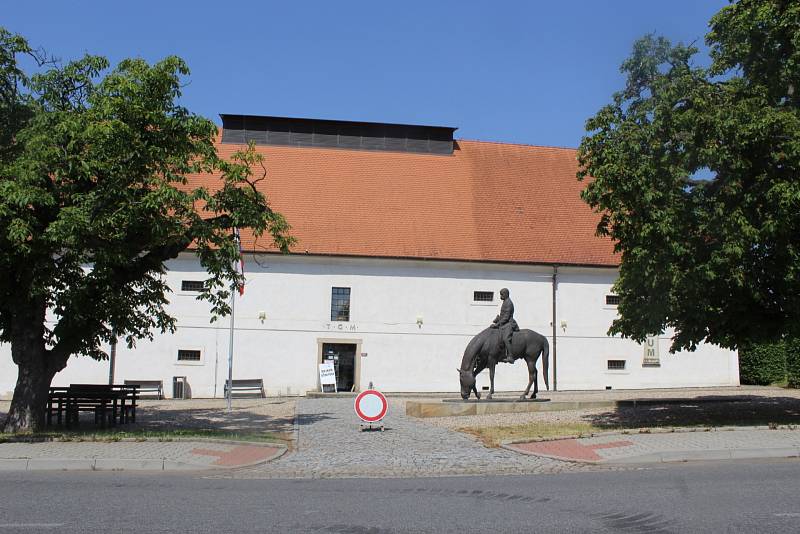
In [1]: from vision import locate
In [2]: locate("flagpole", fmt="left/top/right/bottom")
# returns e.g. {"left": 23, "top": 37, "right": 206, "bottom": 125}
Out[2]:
{"left": 227, "top": 283, "right": 235, "bottom": 412}
{"left": 227, "top": 227, "right": 243, "bottom": 412}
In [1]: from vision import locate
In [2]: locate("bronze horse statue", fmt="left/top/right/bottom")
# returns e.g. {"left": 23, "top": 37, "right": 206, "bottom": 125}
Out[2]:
{"left": 458, "top": 327, "right": 549, "bottom": 400}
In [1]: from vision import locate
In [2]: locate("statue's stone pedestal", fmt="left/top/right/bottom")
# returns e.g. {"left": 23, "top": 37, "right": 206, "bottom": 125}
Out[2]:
{"left": 442, "top": 398, "right": 550, "bottom": 404}
{"left": 406, "top": 399, "right": 616, "bottom": 418}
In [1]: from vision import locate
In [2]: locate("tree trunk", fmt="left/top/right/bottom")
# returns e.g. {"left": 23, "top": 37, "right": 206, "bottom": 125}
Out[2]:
{"left": 2, "top": 298, "right": 67, "bottom": 434}
{"left": 2, "top": 348, "right": 57, "bottom": 433}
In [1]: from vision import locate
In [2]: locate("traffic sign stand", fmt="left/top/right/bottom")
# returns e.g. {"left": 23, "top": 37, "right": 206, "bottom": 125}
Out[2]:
{"left": 354, "top": 389, "right": 388, "bottom": 432}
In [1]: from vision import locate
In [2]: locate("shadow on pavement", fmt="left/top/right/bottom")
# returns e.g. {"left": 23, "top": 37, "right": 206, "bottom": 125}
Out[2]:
{"left": 584, "top": 395, "right": 800, "bottom": 429}
{"left": 0, "top": 399, "right": 296, "bottom": 439}
{"left": 295, "top": 413, "right": 335, "bottom": 426}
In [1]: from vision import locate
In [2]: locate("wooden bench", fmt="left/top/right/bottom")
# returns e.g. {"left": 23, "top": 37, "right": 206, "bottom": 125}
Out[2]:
{"left": 124, "top": 380, "right": 163, "bottom": 400}
{"left": 58, "top": 384, "right": 120, "bottom": 428}
{"left": 224, "top": 379, "right": 265, "bottom": 398}
{"left": 46, "top": 387, "right": 71, "bottom": 426}
{"left": 47, "top": 384, "right": 139, "bottom": 427}
{"left": 112, "top": 384, "right": 139, "bottom": 423}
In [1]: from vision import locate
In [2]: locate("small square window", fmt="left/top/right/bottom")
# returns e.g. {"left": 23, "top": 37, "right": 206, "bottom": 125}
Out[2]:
{"left": 178, "top": 349, "right": 201, "bottom": 362}
{"left": 473, "top": 291, "right": 494, "bottom": 302}
{"left": 606, "top": 295, "right": 620, "bottom": 306}
{"left": 181, "top": 280, "right": 205, "bottom": 292}
{"left": 331, "top": 287, "right": 351, "bottom": 322}
{"left": 607, "top": 359, "right": 626, "bottom": 370}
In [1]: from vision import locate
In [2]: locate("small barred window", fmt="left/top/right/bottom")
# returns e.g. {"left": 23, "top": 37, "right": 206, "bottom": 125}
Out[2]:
{"left": 177, "top": 350, "right": 201, "bottom": 362}
{"left": 181, "top": 280, "right": 205, "bottom": 292}
{"left": 474, "top": 291, "right": 494, "bottom": 302}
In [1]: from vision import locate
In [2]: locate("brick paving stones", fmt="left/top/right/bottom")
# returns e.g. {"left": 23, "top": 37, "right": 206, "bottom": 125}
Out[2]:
{"left": 0, "top": 440, "right": 283, "bottom": 470}
{"left": 506, "top": 429, "right": 800, "bottom": 464}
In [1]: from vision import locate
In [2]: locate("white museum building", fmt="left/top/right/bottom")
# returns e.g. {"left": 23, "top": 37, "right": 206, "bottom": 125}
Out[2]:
{"left": 0, "top": 115, "right": 740, "bottom": 399}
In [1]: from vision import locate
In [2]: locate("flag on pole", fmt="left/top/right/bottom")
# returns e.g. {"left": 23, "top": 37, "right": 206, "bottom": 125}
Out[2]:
{"left": 234, "top": 227, "right": 245, "bottom": 296}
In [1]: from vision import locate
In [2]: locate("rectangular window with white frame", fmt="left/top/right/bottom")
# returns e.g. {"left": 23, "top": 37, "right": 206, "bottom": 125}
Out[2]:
{"left": 180, "top": 280, "right": 205, "bottom": 293}
{"left": 472, "top": 290, "right": 495, "bottom": 306}
{"left": 607, "top": 359, "right": 626, "bottom": 370}
{"left": 176, "top": 349, "right": 203, "bottom": 365}
{"left": 474, "top": 291, "right": 494, "bottom": 302}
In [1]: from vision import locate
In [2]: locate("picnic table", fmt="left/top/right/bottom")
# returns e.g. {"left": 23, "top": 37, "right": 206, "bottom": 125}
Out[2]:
{"left": 46, "top": 384, "right": 139, "bottom": 428}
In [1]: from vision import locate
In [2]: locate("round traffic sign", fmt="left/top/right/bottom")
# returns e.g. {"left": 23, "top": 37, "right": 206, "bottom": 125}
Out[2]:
{"left": 354, "top": 389, "right": 388, "bottom": 422}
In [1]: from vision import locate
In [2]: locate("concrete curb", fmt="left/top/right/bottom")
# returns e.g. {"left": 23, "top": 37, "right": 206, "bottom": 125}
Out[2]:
{"left": 499, "top": 443, "right": 604, "bottom": 464}
{"left": 0, "top": 441, "right": 288, "bottom": 472}
{"left": 607, "top": 448, "right": 800, "bottom": 465}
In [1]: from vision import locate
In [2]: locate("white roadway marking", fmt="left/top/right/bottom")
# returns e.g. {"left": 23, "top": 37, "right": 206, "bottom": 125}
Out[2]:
{"left": 0, "top": 523, "right": 64, "bottom": 528}
{"left": 774, "top": 513, "right": 800, "bottom": 518}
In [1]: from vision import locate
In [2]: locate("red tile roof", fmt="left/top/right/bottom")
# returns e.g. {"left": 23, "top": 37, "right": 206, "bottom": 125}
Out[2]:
{"left": 189, "top": 135, "right": 618, "bottom": 267}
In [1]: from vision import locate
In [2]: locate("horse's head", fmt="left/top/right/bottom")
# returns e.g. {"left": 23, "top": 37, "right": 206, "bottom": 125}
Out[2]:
{"left": 458, "top": 368, "right": 475, "bottom": 400}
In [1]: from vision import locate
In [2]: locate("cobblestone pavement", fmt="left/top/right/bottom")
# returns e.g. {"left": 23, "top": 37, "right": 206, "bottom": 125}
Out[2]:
{"left": 228, "top": 397, "right": 609, "bottom": 479}
{"left": 2, "top": 387, "right": 799, "bottom": 476}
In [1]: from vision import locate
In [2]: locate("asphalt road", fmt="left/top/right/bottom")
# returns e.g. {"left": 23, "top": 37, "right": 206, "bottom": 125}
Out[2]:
{"left": 1, "top": 460, "right": 798, "bottom": 533}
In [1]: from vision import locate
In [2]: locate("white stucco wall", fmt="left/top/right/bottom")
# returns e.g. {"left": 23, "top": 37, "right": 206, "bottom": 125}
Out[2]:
{"left": 0, "top": 254, "right": 739, "bottom": 399}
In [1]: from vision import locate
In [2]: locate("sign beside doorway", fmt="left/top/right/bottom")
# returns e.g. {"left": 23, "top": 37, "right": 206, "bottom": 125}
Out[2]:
{"left": 319, "top": 362, "right": 337, "bottom": 393}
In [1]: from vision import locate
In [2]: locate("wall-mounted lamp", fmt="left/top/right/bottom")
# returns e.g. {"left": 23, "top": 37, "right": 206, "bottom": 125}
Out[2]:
{"left": 416, "top": 315, "right": 424, "bottom": 328}
{"left": 560, "top": 319, "right": 567, "bottom": 332}
{"left": 258, "top": 311, "right": 267, "bottom": 323}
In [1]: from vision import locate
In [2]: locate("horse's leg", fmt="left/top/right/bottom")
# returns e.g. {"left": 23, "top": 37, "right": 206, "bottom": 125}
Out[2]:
{"left": 531, "top": 366, "right": 538, "bottom": 400}
{"left": 487, "top": 364, "right": 495, "bottom": 400}
{"left": 471, "top": 383, "right": 480, "bottom": 400}
{"left": 472, "top": 362, "right": 486, "bottom": 400}
{"left": 521, "top": 357, "right": 536, "bottom": 400}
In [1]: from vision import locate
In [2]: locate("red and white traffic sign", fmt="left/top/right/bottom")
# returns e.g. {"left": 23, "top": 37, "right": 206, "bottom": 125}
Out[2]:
{"left": 354, "top": 389, "right": 388, "bottom": 423}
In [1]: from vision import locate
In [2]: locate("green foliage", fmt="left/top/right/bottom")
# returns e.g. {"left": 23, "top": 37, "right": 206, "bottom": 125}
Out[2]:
{"left": 738, "top": 341, "right": 787, "bottom": 385}
{"left": 578, "top": 0, "right": 800, "bottom": 352}
{"left": 786, "top": 337, "right": 800, "bottom": 388}
{"left": 0, "top": 28, "right": 294, "bottom": 361}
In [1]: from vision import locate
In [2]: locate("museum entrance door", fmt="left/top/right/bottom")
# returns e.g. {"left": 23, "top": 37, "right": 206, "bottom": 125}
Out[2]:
{"left": 321, "top": 343, "right": 357, "bottom": 392}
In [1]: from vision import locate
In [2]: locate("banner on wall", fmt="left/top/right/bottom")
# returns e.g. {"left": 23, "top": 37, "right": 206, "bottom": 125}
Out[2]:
{"left": 643, "top": 336, "right": 661, "bottom": 367}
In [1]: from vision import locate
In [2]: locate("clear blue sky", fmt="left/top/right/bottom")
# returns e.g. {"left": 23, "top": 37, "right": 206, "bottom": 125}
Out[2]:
{"left": 5, "top": 1, "right": 727, "bottom": 148}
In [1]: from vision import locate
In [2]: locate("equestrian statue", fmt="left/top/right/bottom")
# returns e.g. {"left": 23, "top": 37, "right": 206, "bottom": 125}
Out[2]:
{"left": 458, "top": 288, "right": 549, "bottom": 400}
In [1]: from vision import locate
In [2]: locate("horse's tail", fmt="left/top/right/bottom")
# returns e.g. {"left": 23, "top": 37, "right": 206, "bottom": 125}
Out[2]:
{"left": 542, "top": 336, "right": 550, "bottom": 391}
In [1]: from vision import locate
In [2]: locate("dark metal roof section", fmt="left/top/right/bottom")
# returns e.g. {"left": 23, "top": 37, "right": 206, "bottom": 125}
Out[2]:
{"left": 220, "top": 114, "right": 457, "bottom": 155}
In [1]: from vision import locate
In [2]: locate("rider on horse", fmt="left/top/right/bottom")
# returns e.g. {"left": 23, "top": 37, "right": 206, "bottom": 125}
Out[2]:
{"left": 491, "top": 288, "right": 518, "bottom": 363}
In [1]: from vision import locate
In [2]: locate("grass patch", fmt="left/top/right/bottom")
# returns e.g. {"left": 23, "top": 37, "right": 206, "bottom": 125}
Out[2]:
{"left": 461, "top": 404, "right": 800, "bottom": 448}
{"left": 0, "top": 428, "right": 285, "bottom": 444}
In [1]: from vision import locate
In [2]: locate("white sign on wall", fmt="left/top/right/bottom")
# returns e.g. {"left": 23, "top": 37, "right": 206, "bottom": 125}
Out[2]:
{"left": 319, "top": 362, "right": 337, "bottom": 393}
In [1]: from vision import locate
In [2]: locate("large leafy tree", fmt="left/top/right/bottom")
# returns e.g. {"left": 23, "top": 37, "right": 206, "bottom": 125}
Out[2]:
{"left": 578, "top": 0, "right": 800, "bottom": 352}
{"left": 0, "top": 29, "right": 293, "bottom": 432}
